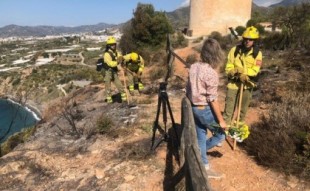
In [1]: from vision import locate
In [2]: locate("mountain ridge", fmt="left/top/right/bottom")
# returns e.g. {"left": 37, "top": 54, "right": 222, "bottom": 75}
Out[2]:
{"left": 0, "top": 1, "right": 304, "bottom": 38}
{"left": 271, "top": 0, "right": 309, "bottom": 7}
{"left": 0, "top": 23, "right": 116, "bottom": 38}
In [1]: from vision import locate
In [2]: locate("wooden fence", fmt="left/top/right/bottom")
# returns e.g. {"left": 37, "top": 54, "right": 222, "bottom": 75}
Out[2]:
{"left": 179, "top": 97, "right": 211, "bottom": 191}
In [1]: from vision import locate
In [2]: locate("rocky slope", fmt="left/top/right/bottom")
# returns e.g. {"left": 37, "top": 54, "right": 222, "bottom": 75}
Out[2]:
{"left": 0, "top": 43, "right": 309, "bottom": 191}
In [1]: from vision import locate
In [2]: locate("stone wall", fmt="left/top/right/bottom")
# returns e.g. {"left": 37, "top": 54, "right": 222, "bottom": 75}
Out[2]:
{"left": 189, "top": 0, "right": 252, "bottom": 37}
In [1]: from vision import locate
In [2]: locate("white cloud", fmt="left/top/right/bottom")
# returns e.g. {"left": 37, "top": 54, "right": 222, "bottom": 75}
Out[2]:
{"left": 253, "top": 0, "right": 283, "bottom": 7}
{"left": 179, "top": 0, "right": 190, "bottom": 8}
{"left": 179, "top": 0, "right": 282, "bottom": 8}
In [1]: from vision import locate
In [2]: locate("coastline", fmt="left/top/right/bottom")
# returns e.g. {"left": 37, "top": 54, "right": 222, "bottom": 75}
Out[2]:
{"left": 0, "top": 95, "right": 42, "bottom": 121}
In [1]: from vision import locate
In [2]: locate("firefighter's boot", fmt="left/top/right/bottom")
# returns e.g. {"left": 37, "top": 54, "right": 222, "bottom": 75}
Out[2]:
{"left": 121, "top": 93, "right": 127, "bottom": 102}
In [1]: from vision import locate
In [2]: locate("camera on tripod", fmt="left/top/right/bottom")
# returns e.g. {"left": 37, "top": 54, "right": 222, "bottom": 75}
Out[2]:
{"left": 150, "top": 34, "right": 188, "bottom": 151}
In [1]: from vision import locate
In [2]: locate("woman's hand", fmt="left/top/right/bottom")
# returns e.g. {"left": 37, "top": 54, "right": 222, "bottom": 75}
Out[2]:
{"left": 219, "top": 121, "right": 227, "bottom": 131}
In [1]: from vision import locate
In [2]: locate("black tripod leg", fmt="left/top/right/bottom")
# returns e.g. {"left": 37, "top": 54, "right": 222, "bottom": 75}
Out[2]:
{"left": 166, "top": 96, "right": 180, "bottom": 148}
{"left": 152, "top": 137, "right": 167, "bottom": 151}
{"left": 151, "top": 94, "right": 162, "bottom": 150}
{"left": 162, "top": 97, "right": 170, "bottom": 141}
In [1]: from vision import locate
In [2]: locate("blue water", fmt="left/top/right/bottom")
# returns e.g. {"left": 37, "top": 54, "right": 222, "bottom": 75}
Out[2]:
{"left": 0, "top": 99, "right": 39, "bottom": 143}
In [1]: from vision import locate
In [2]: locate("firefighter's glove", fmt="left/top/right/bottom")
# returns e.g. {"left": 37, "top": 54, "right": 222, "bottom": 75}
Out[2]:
{"left": 137, "top": 71, "right": 142, "bottom": 77}
{"left": 117, "top": 56, "right": 123, "bottom": 64}
{"left": 228, "top": 67, "right": 244, "bottom": 78}
{"left": 227, "top": 69, "right": 237, "bottom": 78}
{"left": 239, "top": 74, "right": 250, "bottom": 83}
{"left": 235, "top": 67, "right": 244, "bottom": 74}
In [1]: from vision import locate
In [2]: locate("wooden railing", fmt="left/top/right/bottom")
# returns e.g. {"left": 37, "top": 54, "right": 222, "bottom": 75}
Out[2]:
{"left": 179, "top": 97, "right": 211, "bottom": 191}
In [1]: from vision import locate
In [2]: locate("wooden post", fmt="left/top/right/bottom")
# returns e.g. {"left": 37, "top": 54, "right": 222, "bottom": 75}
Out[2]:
{"left": 121, "top": 69, "right": 130, "bottom": 105}
{"left": 233, "top": 83, "right": 244, "bottom": 150}
{"left": 180, "top": 97, "right": 212, "bottom": 191}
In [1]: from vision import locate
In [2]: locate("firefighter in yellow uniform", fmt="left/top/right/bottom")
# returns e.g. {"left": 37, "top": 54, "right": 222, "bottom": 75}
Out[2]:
{"left": 102, "top": 36, "right": 126, "bottom": 103}
{"left": 122, "top": 52, "right": 144, "bottom": 93}
{"left": 223, "top": 26, "right": 263, "bottom": 125}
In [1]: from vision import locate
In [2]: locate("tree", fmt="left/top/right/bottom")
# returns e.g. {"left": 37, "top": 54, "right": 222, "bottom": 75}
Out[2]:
{"left": 235, "top": 26, "right": 246, "bottom": 36}
{"left": 271, "top": 3, "right": 310, "bottom": 49}
{"left": 119, "top": 3, "right": 173, "bottom": 53}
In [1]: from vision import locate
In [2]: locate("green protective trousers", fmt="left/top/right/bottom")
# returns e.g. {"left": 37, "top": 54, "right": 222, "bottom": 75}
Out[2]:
{"left": 126, "top": 71, "right": 142, "bottom": 90}
{"left": 223, "top": 88, "right": 253, "bottom": 125}
{"left": 104, "top": 69, "right": 125, "bottom": 98}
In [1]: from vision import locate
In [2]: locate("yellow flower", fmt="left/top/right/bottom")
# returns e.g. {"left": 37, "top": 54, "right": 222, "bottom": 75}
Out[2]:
{"left": 228, "top": 124, "right": 250, "bottom": 142}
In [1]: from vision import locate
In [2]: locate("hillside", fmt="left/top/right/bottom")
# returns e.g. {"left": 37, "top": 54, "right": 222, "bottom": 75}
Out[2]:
{"left": 0, "top": 40, "right": 309, "bottom": 190}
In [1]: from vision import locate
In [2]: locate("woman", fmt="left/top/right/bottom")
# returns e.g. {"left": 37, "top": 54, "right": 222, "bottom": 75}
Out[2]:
{"left": 186, "top": 38, "right": 227, "bottom": 179}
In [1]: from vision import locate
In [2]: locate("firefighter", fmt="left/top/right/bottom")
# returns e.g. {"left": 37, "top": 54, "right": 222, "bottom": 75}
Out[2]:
{"left": 122, "top": 52, "right": 144, "bottom": 93}
{"left": 223, "top": 26, "right": 263, "bottom": 125}
{"left": 102, "top": 36, "right": 126, "bottom": 103}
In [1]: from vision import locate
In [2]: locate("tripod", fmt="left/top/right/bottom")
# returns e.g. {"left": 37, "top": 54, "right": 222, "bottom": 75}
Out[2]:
{"left": 151, "top": 82, "right": 179, "bottom": 151}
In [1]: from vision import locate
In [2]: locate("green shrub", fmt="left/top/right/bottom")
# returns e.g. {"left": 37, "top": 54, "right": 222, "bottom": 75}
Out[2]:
{"left": 243, "top": 92, "right": 310, "bottom": 180}
{"left": 96, "top": 114, "right": 114, "bottom": 134}
{"left": 235, "top": 26, "right": 246, "bottom": 36}
{"left": 262, "top": 32, "right": 290, "bottom": 50}
{"left": 12, "top": 78, "right": 21, "bottom": 86}
{"left": 0, "top": 127, "right": 36, "bottom": 156}
{"left": 193, "top": 36, "right": 203, "bottom": 43}
{"left": 171, "top": 32, "right": 188, "bottom": 48}
{"left": 185, "top": 54, "right": 197, "bottom": 65}
{"left": 140, "top": 124, "right": 153, "bottom": 134}
{"left": 209, "top": 32, "right": 231, "bottom": 50}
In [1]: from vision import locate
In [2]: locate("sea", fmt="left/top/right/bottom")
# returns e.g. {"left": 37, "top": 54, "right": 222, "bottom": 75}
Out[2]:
{"left": 0, "top": 99, "right": 40, "bottom": 143}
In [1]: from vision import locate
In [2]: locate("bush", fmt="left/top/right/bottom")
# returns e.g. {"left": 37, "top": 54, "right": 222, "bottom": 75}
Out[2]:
{"left": 96, "top": 114, "right": 114, "bottom": 134}
{"left": 262, "top": 32, "right": 290, "bottom": 50}
{"left": 209, "top": 31, "right": 231, "bottom": 50}
{"left": 171, "top": 32, "right": 188, "bottom": 48}
{"left": 186, "top": 54, "right": 197, "bottom": 65}
{"left": 235, "top": 26, "right": 246, "bottom": 36}
{"left": 12, "top": 77, "right": 21, "bottom": 86}
{"left": 149, "top": 65, "right": 167, "bottom": 81}
{"left": 193, "top": 36, "right": 203, "bottom": 43}
{"left": 0, "top": 127, "right": 36, "bottom": 156}
{"left": 243, "top": 92, "right": 310, "bottom": 180}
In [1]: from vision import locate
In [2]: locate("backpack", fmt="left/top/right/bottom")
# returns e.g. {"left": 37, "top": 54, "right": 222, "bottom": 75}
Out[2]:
{"left": 96, "top": 58, "right": 104, "bottom": 71}
{"left": 96, "top": 51, "right": 118, "bottom": 72}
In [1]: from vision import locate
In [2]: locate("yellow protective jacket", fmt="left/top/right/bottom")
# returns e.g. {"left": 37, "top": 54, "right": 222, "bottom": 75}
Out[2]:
{"left": 103, "top": 49, "right": 122, "bottom": 68}
{"left": 225, "top": 46, "right": 263, "bottom": 89}
{"left": 123, "top": 53, "right": 144, "bottom": 73}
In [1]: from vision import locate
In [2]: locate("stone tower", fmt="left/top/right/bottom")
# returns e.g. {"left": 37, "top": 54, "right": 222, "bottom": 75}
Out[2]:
{"left": 189, "top": 0, "right": 252, "bottom": 37}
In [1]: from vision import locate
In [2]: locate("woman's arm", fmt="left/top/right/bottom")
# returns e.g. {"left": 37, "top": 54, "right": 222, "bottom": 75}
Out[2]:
{"left": 210, "top": 99, "right": 227, "bottom": 130}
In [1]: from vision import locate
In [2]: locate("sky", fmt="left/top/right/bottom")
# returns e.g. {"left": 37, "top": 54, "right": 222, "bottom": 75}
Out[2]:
{"left": 0, "top": 0, "right": 282, "bottom": 28}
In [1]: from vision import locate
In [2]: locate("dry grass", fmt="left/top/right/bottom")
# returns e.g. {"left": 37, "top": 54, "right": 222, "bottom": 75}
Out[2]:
{"left": 243, "top": 92, "right": 310, "bottom": 180}
{"left": 149, "top": 65, "right": 167, "bottom": 81}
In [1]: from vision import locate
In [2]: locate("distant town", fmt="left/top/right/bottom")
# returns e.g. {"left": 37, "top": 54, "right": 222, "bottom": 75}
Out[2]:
{"left": 0, "top": 27, "right": 122, "bottom": 72}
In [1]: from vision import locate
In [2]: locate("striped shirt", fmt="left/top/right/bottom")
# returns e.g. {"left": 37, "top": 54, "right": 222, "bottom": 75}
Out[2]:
{"left": 186, "top": 62, "right": 218, "bottom": 105}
